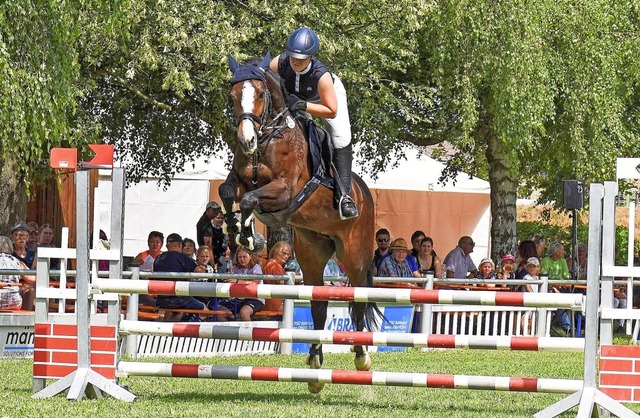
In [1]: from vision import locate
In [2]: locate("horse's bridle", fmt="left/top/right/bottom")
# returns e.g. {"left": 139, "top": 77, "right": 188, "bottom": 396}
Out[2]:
{"left": 234, "top": 78, "right": 298, "bottom": 187}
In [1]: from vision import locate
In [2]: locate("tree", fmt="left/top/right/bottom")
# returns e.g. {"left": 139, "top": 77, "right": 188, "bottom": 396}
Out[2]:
{"left": 0, "top": 1, "right": 80, "bottom": 231}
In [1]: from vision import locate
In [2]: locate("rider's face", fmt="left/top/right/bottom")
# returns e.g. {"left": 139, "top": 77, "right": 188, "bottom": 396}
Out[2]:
{"left": 290, "top": 57, "right": 311, "bottom": 72}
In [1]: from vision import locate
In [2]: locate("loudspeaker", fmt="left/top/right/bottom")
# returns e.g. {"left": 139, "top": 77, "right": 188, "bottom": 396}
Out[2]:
{"left": 563, "top": 179, "right": 584, "bottom": 210}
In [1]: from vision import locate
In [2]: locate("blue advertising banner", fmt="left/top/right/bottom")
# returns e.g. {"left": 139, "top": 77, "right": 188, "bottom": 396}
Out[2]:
{"left": 292, "top": 304, "right": 415, "bottom": 354}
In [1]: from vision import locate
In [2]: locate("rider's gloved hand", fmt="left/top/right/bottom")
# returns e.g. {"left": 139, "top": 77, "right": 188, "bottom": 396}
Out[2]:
{"left": 285, "top": 94, "right": 307, "bottom": 112}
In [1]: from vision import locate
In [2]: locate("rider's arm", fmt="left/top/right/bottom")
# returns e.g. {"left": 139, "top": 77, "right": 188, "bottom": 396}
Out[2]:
{"left": 306, "top": 73, "right": 337, "bottom": 118}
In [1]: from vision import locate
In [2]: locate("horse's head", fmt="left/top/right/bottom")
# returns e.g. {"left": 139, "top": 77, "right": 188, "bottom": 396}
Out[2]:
{"left": 228, "top": 53, "right": 276, "bottom": 155}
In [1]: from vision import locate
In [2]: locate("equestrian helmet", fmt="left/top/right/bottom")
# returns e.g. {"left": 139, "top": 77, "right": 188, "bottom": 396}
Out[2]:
{"left": 285, "top": 27, "right": 319, "bottom": 59}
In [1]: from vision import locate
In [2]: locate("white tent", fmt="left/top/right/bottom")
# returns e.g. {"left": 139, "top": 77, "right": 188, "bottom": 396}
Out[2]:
{"left": 96, "top": 147, "right": 491, "bottom": 265}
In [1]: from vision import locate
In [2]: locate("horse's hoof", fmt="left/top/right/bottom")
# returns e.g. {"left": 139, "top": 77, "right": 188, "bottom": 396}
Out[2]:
{"left": 308, "top": 382, "right": 325, "bottom": 394}
{"left": 355, "top": 353, "right": 372, "bottom": 371}
{"left": 305, "top": 354, "right": 322, "bottom": 369}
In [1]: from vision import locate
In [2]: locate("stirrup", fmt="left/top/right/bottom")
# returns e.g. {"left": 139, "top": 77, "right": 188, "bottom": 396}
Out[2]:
{"left": 338, "top": 195, "right": 359, "bottom": 220}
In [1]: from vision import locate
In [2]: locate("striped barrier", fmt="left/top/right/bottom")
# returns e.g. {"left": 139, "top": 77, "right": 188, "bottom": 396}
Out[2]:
{"left": 119, "top": 321, "right": 585, "bottom": 352}
{"left": 117, "top": 362, "right": 583, "bottom": 394}
{"left": 95, "top": 279, "right": 584, "bottom": 309}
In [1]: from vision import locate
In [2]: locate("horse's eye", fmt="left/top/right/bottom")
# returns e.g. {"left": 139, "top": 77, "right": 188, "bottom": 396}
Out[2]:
{"left": 258, "top": 91, "right": 265, "bottom": 99}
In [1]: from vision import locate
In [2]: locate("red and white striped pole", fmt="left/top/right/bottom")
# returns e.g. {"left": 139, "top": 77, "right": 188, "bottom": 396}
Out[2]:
{"left": 96, "top": 279, "right": 583, "bottom": 309}
{"left": 119, "top": 321, "right": 584, "bottom": 352}
{"left": 117, "top": 362, "right": 582, "bottom": 394}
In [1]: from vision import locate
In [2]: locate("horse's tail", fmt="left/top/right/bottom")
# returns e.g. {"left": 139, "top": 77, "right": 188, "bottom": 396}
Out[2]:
{"left": 350, "top": 265, "right": 386, "bottom": 332}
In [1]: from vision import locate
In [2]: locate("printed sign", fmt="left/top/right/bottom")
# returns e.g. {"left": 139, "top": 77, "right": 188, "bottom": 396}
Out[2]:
{"left": 292, "top": 305, "right": 415, "bottom": 354}
{"left": 0, "top": 326, "right": 34, "bottom": 358}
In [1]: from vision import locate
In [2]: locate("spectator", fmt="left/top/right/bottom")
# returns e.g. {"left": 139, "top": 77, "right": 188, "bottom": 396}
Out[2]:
{"left": 378, "top": 238, "right": 420, "bottom": 279}
{"left": 567, "top": 243, "right": 588, "bottom": 281}
{"left": 415, "top": 237, "right": 442, "bottom": 278}
{"left": 475, "top": 257, "right": 499, "bottom": 287}
{"left": 196, "top": 201, "right": 227, "bottom": 268}
{"left": 541, "top": 241, "right": 571, "bottom": 336}
{"left": 498, "top": 253, "right": 517, "bottom": 289}
{"left": 10, "top": 221, "right": 35, "bottom": 269}
{"left": 225, "top": 246, "right": 265, "bottom": 321}
{"left": 26, "top": 221, "right": 39, "bottom": 253}
{"left": 409, "top": 230, "right": 426, "bottom": 261}
{"left": 196, "top": 245, "right": 215, "bottom": 274}
{"left": 182, "top": 238, "right": 196, "bottom": 260}
{"left": 533, "top": 235, "right": 546, "bottom": 258}
{"left": 262, "top": 241, "right": 292, "bottom": 312}
{"left": 36, "top": 223, "right": 60, "bottom": 270}
{"left": 211, "top": 210, "right": 228, "bottom": 270}
{"left": 521, "top": 257, "right": 541, "bottom": 333}
{"left": 153, "top": 233, "right": 208, "bottom": 322}
{"left": 443, "top": 236, "right": 478, "bottom": 279}
{"left": 515, "top": 240, "right": 537, "bottom": 281}
{"left": 133, "top": 231, "right": 164, "bottom": 272}
{"left": 324, "top": 254, "right": 347, "bottom": 286}
{"left": 0, "top": 236, "right": 35, "bottom": 310}
{"left": 373, "top": 228, "right": 391, "bottom": 274}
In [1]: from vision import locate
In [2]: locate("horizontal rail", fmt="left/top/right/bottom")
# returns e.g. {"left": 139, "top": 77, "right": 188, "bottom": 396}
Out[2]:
{"left": 118, "top": 321, "right": 584, "bottom": 352}
{"left": 117, "top": 362, "right": 583, "bottom": 394}
{"left": 95, "top": 279, "right": 584, "bottom": 309}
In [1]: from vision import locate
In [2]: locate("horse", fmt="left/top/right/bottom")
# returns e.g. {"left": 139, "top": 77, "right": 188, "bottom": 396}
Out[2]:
{"left": 220, "top": 53, "right": 381, "bottom": 393}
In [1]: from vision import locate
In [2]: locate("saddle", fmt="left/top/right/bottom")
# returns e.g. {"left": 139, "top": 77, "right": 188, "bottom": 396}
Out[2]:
{"left": 299, "top": 117, "right": 335, "bottom": 190}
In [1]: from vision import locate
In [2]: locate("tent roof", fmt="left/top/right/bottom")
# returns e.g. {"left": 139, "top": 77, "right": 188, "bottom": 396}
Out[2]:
{"left": 169, "top": 146, "right": 489, "bottom": 194}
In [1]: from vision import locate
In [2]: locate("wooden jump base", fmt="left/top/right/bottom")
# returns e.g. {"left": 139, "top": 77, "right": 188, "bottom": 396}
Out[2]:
{"left": 119, "top": 321, "right": 585, "bottom": 352}
{"left": 95, "top": 279, "right": 584, "bottom": 309}
{"left": 117, "top": 362, "right": 583, "bottom": 394}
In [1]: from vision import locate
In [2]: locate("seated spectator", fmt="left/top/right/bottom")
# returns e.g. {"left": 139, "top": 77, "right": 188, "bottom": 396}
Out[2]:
{"left": 224, "top": 246, "right": 265, "bottom": 321}
{"left": 36, "top": 223, "right": 60, "bottom": 270}
{"left": 521, "top": 257, "right": 541, "bottom": 333}
{"left": 415, "top": 237, "right": 442, "bottom": 278}
{"left": 10, "top": 221, "right": 35, "bottom": 269}
{"left": 378, "top": 238, "right": 420, "bottom": 280}
{"left": 541, "top": 241, "right": 571, "bottom": 336}
{"left": 0, "top": 236, "right": 35, "bottom": 310}
{"left": 26, "top": 222, "right": 39, "bottom": 253}
{"left": 498, "top": 253, "right": 516, "bottom": 289}
{"left": 182, "top": 238, "right": 196, "bottom": 260}
{"left": 443, "top": 236, "right": 478, "bottom": 279}
{"left": 196, "top": 245, "right": 215, "bottom": 274}
{"left": 153, "top": 233, "right": 208, "bottom": 322}
{"left": 475, "top": 258, "right": 500, "bottom": 288}
{"left": 409, "top": 230, "right": 426, "bottom": 261}
{"left": 515, "top": 240, "right": 537, "bottom": 281}
{"left": 373, "top": 228, "right": 391, "bottom": 274}
{"left": 262, "top": 241, "right": 292, "bottom": 312}
{"left": 133, "top": 231, "right": 164, "bottom": 272}
{"left": 533, "top": 235, "right": 546, "bottom": 258}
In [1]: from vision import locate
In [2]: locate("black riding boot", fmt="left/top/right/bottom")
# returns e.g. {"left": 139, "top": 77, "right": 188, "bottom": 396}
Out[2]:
{"left": 333, "top": 144, "right": 359, "bottom": 220}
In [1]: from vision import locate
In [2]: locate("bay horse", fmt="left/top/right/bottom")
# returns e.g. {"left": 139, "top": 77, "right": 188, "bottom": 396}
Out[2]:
{"left": 220, "top": 53, "right": 380, "bottom": 393}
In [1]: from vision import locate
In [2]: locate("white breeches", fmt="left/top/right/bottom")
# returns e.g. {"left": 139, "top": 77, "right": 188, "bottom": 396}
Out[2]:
{"left": 321, "top": 75, "right": 352, "bottom": 149}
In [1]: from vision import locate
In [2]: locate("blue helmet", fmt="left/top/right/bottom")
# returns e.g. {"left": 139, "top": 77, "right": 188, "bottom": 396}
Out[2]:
{"left": 285, "top": 27, "right": 319, "bottom": 59}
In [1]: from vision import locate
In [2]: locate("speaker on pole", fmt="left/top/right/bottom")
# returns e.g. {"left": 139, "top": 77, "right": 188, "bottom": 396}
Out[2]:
{"left": 563, "top": 179, "right": 584, "bottom": 210}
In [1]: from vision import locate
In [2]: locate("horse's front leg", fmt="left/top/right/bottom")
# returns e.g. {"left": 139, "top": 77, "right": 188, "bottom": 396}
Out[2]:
{"left": 237, "top": 179, "right": 291, "bottom": 250}
{"left": 218, "top": 170, "right": 243, "bottom": 235}
{"left": 351, "top": 301, "right": 372, "bottom": 371}
{"left": 306, "top": 300, "right": 328, "bottom": 393}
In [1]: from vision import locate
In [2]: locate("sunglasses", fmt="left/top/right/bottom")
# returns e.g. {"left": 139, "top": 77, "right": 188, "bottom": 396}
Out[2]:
{"left": 377, "top": 238, "right": 389, "bottom": 243}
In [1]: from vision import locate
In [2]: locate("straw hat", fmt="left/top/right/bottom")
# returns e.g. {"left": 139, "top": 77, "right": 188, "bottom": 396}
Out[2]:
{"left": 390, "top": 238, "right": 410, "bottom": 251}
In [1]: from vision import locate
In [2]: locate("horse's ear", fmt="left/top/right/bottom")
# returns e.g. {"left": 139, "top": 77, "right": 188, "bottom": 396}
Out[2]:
{"left": 228, "top": 54, "right": 240, "bottom": 73}
{"left": 258, "top": 52, "right": 272, "bottom": 71}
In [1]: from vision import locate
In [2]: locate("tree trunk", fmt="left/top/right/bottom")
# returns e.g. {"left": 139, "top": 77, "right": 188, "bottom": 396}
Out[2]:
{"left": 0, "top": 154, "right": 28, "bottom": 233}
{"left": 266, "top": 224, "right": 294, "bottom": 256}
{"left": 485, "top": 134, "right": 517, "bottom": 260}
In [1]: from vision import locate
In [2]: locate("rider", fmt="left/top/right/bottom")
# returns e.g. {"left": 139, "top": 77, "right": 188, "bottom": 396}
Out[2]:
{"left": 269, "top": 27, "right": 358, "bottom": 220}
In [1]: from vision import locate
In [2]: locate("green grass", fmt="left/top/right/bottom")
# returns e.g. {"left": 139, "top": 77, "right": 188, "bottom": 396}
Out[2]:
{"left": 3, "top": 346, "right": 640, "bottom": 417}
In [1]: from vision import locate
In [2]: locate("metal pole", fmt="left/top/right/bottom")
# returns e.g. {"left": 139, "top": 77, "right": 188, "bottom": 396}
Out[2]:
{"left": 125, "top": 264, "right": 140, "bottom": 359}
{"left": 280, "top": 272, "right": 296, "bottom": 355}
{"left": 537, "top": 274, "right": 549, "bottom": 336}
{"left": 420, "top": 272, "right": 434, "bottom": 338}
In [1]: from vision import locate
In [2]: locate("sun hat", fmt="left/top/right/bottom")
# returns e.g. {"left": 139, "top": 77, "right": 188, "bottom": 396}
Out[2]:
{"left": 526, "top": 257, "right": 540, "bottom": 266}
{"left": 390, "top": 238, "right": 410, "bottom": 251}
{"left": 501, "top": 253, "right": 516, "bottom": 263}
{"left": 479, "top": 257, "right": 494, "bottom": 267}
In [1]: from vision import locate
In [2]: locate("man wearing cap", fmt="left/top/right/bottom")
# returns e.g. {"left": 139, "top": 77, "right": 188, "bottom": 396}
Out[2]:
{"left": 378, "top": 238, "right": 420, "bottom": 279}
{"left": 153, "top": 233, "right": 208, "bottom": 322}
{"left": 196, "top": 201, "right": 221, "bottom": 248}
{"left": 443, "top": 236, "right": 478, "bottom": 279}
{"left": 10, "top": 221, "right": 35, "bottom": 269}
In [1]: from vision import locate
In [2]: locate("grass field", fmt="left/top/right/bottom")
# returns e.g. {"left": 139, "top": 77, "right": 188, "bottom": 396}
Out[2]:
{"left": 3, "top": 346, "right": 640, "bottom": 417}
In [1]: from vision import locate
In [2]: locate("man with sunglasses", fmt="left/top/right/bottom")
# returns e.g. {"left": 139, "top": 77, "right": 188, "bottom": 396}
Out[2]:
{"left": 373, "top": 228, "right": 391, "bottom": 274}
{"left": 443, "top": 236, "right": 479, "bottom": 279}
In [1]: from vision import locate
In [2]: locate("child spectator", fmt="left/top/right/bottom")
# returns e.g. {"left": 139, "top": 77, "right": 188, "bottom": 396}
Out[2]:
{"left": 224, "top": 246, "right": 265, "bottom": 321}
{"left": 182, "top": 238, "right": 196, "bottom": 260}
{"left": 522, "top": 257, "right": 540, "bottom": 293}
{"left": 475, "top": 257, "right": 498, "bottom": 287}
{"left": 498, "top": 253, "right": 517, "bottom": 290}
{"left": 262, "top": 241, "right": 292, "bottom": 312}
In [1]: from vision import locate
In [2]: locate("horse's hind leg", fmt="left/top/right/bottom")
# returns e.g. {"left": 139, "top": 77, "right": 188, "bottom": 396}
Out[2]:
{"left": 219, "top": 170, "right": 242, "bottom": 235}
{"left": 351, "top": 300, "right": 372, "bottom": 371}
{"left": 294, "top": 228, "right": 334, "bottom": 394}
